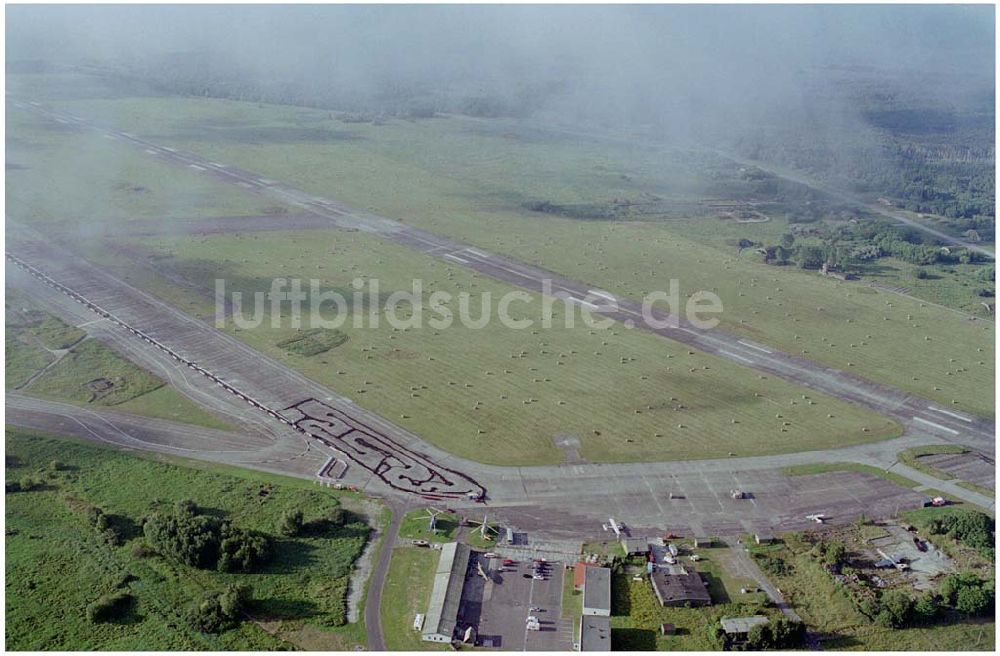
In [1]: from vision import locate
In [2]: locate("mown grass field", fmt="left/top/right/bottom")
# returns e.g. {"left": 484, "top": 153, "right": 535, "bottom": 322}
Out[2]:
{"left": 5, "top": 428, "right": 372, "bottom": 651}
{"left": 379, "top": 546, "right": 449, "bottom": 651}
{"left": 746, "top": 530, "right": 993, "bottom": 650}
{"left": 131, "top": 228, "right": 899, "bottom": 465}
{"left": 30, "top": 86, "right": 993, "bottom": 420}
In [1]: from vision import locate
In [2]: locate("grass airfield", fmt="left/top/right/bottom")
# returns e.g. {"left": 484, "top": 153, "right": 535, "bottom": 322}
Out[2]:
{"left": 129, "top": 228, "right": 898, "bottom": 465}
{"left": 21, "top": 84, "right": 992, "bottom": 420}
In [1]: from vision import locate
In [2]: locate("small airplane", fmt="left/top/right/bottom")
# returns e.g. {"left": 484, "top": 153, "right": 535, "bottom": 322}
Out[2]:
{"left": 806, "top": 513, "right": 827, "bottom": 524}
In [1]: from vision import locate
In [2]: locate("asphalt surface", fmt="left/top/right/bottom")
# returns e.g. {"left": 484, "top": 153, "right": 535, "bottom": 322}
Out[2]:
{"left": 363, "top": 503, "right": 404, "bottom": 651}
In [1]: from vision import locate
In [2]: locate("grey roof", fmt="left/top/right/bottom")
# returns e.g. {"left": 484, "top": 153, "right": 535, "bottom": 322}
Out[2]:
{"left": 583, "top": 566, "right": 611, "bottom": 612}
{"left": 650, "top": 565, "right": 712, "bottom": 606}
{"left": 621, "top": 537, "right": 650, "bottom": 553}
{"left": 580, "top": 615, "right": 612, "bottom": 651}
{"left": 422, "top": 542, "right": 471, "bottom": 639}
{"left": 721, "top": 616, "right": 770, "bottom": 635}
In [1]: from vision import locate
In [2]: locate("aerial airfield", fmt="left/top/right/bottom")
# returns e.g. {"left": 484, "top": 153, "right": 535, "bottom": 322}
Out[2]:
{"left": 6, "top": 60, "right": 995, "bottom": 650}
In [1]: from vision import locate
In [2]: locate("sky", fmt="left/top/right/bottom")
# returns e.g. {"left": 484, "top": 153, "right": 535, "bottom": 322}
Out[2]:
{"left": 6, "top": 4, "right": 995, "bottom": 138}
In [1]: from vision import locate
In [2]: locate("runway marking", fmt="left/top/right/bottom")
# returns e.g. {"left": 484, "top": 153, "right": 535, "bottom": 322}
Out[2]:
{"left": 738, "top": 340, "right": 773, "bottom": 354}
{"left": 719, "top": 349, "right": 755, "bottom": 364}
{"left": 466, "top": 248, "right": 490, "bottom": 258}
{"left": 928, "top": 406, "right": 972, "bottom": 423}
{"left": 443, "top": 253, "right": 469, "bottom": 264}
{"left": 144, "top": 149, "right": 158, "bottom": 155}
{"left": 912, "top": 416, "right": 960, "bottom": 435}
{"left": 188, "top": 164, "right": 206, "bottom": 171}
{"left": 588, "top": 289, "right": 616, "bottom": 301}
{"left": 567, "top": 297, "right": 599, "bottom": 310}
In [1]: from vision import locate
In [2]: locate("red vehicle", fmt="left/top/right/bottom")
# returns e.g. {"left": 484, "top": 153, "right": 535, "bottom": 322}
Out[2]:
{"left": 502, "top": 559, "right": 516, "bottom": 566}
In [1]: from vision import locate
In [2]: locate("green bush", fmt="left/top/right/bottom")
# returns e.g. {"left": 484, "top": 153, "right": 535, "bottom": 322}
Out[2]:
{"left": 187, "top": 585, "right": 252, "bottom": 634}
{"left": 278, "top": 509, "right": 304, "bottom": 537}
{"left": 143, "top": 508, "right": 271, "bottom": 572}
{"left": 85, "top": 591, "right": 134, "bottom": 624}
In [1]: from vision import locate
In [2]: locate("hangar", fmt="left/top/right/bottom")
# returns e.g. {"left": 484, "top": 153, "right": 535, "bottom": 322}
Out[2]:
{"left": 421, "top": 542, "right": 472, "bottom": 642}
{"left": 579, "top": 615, "right": 612, "bottom": 651}
{"left": 650, "top": 564, "right": 712, "bottom": 607}
{"left": 582, "top": 566, "right": 611, "bottom": 616}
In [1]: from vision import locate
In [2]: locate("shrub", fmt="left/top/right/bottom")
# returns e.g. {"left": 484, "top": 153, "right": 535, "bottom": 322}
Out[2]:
{"left": 913, "top": 593, "right": 940, "bottom": 623}
{"left": 85, "top": 591, "right": 133, "bottom": 624}
{"left": 278, "top": 509, "right": 304, "bottom": 537}
{"left": 144, "top": 508, "right": 271, "bottom": 572}
{"left": 187, "top": 585, "right": 252, "bottom": 633}
{"left": 876, "top": 589, "right": 914, "bottom": 628}
{"left": 217, "top": 526, "right": 271, "bottom": 573}
{"left": 955, "top": 586, "right": 993, "bottom": 616}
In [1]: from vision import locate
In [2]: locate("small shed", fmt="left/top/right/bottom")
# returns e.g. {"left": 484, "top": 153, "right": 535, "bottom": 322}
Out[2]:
{"left": 693, "top": 536, "right": 713, "bottom": 548}
{"left": 721, "top": 616, "right": 769, "bottom": 640}
{"left": 754, "top": 533, "right": 775, "bottom": 545}
{"left": 621, "top": 537, "right": 650, "bottom": 556}
{"left": 660, "top": 623, "right": 676, "bottom": 636}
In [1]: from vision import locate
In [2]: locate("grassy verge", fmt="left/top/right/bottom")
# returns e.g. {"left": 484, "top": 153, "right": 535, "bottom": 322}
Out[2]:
{"left": 783, "top": 463, "right": 920, "bottom": 489}
{"left": 899, "top": 445, "right": 969, "bottom": 481}
{"left": 957, "top": 481, "right": 995, "bottom": 498}
{"left": 379, "top": 547, "right": 448, "bottom": 651}
{"left": 5, "top": 427, "right": 372, "bottom": 650}
{"left": 399, "top": 508, "right": 460, "bottom": 543}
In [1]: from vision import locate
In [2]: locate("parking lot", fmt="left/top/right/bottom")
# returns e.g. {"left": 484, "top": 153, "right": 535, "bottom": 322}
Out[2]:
{"left": 464, "top": 555, "right": 575, "bottom": 650}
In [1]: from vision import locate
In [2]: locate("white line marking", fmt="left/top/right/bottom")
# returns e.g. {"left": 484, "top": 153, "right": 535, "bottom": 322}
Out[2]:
{"left": 589, "top": 289, "right": 616, "bottom": 301}
{"left": 144, "top": 149, "right": 158, "bottom": 155}
{"left": 188, "top": 164, "right": 205, "bottom": 171}
{"left": 912, "top": 416, "right": 960, "bottom": 435}
{"left": 466, "top": 248, "right": 490, "bottom": 258}
{"left": 444, "top": 253, "right": 469, "bottom": 264}
{"left": 928, "top": 406, "right": 972, "bottom": 423}
{"left": 163, "top": 147, "right": 177, "bottom": 152}
{"left": 719, "top": 350, "right": 754, "bottom": 364}
{"left": 738, "top": 340, "right": 773, "bottom": 354}
{"left": 568, "top": 297, "right": 599, "bottom": 310}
